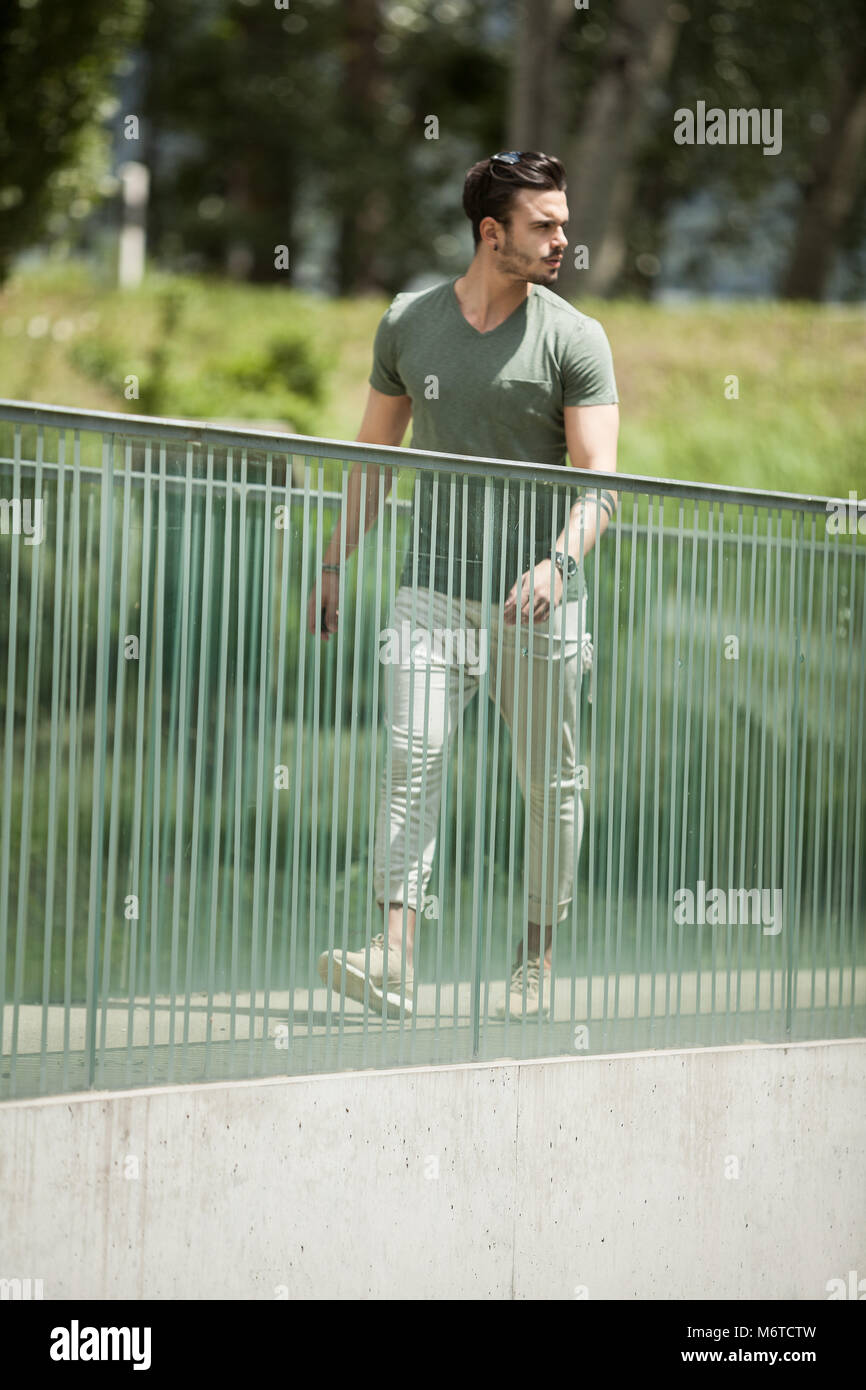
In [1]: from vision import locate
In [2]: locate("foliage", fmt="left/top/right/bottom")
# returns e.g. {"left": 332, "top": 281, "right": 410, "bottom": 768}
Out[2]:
{"left": 140, "top": 0, "right": 510, "bottom": 293}
{"left": 63, "top": 278, "right": 334, "bottom": 428}
{"left": 0, "top": 0, "right": 146, "bottom": 282}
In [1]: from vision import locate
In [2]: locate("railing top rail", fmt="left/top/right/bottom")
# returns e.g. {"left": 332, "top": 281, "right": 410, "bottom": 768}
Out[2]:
{"left": 0, "top": 397, "right": 845, "bottom": 517}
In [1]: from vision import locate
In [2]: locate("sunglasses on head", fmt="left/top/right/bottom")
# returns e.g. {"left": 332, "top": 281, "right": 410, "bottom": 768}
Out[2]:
{"left": 490, "top": 150, "right": 522, "bottom": 166}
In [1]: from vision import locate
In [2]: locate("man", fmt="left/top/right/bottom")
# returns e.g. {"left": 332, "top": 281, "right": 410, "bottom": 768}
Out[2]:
{"left": 309, "top": 151, "right": 619, "bottom": 1020}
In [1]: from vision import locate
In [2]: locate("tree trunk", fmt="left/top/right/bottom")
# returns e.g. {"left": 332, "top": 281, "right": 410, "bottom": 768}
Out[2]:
{"left": 555, "top": 0, "right": 682, "bottom": 301}
{"left": 506, "top": 0, "right": 575, "bottom": 153}
{"left": 780, "top": 51, "right": 866, "bottom": 300}
{"left": 335, "top": 0, "right": 387, "bottom": 295}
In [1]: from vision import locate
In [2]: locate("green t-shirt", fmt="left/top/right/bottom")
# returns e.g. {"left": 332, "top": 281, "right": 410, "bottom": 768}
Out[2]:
{"left": 369, "top": 275, "right": 618, "bottom": 602}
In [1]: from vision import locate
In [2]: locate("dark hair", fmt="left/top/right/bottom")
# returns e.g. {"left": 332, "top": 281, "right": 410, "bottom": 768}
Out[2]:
{"left": 462, "top": 151, "right": 567, "bottom": 248}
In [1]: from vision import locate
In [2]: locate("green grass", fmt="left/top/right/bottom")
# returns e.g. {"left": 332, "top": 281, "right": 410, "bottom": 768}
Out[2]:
{"left": 1, "top": 264, "right": 865, "bottom": 498}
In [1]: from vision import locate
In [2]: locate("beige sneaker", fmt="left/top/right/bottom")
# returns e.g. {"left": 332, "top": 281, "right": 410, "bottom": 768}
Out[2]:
{"left": 494, "top": 955, "right": 550, "bottom": 1019}
{"left": 318, "top": 933, "right": 415, "bottom": 1018}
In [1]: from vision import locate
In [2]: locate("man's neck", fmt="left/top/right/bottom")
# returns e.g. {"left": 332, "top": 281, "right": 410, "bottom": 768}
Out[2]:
{"left": 453, "top": 255, "right": 532, "bottom": 334}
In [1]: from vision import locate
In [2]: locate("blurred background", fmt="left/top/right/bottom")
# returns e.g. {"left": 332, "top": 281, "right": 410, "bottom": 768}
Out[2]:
{"left": 1, "top": 0, "right": 865, "bottom": 493}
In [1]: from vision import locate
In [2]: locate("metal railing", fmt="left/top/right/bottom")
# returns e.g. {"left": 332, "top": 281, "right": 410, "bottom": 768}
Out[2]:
{"left": 1, "top": 399, "right": 864, "bottom": 1099}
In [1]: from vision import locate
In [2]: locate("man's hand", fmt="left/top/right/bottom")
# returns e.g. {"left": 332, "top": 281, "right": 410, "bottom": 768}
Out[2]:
{"left": 307, "top": 570, "right": 340, "bottom": 640}
{"left": 502, "top": 557, "right": 563, "bottom": 626}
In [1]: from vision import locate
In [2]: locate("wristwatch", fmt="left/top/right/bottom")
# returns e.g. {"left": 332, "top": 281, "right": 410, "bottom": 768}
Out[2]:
{"left": 554, "top": 551, "right": 578, "bottom": 580}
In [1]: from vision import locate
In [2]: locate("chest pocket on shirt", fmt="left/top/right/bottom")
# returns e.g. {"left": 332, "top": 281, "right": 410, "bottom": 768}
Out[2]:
{"left": 495, "top": 376, "right": 558, "bottom": 420}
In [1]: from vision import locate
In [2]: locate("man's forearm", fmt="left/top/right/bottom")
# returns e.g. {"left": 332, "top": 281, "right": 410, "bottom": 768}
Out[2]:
{"left": 556, "top": 487, "right": 618, "bottom": 564}
{"left": 322, "top": 458, "right": 393, "bottom": 567}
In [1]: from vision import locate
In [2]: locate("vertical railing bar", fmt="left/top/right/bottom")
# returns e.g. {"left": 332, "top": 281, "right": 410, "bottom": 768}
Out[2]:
{"left": 228, "top": 448, "right": 250, "bottom": 1052}
{"left": 98, "top": 439, "right": 134, "bottom": 1084}
{"left": 810, "top": 527, "right": 830, "bottom": 1022}
{"left": 795, "top": 512, "right": 817, "bottom": 1027}
{"left": 449, "top": 475, "right": 469, "bottom": 1055}
{"left": 360, "top": 464, "right": 386, "bottom": 1069}
{"left": 536, "top": 488, "right": 560, "bottom": 1051}
{"left": 126, "top": 442, "right": 152, "bottom": 1081}
{"left": 240, "top": 459, "right": 265, "bottom": 1063}
{"left": 285, "top": 454, "right": 308, "bottom": 1061}
{"left": 828, "top": 536, "right": 845, "bottom": 1017}
{"left": 502, "top": 480, "right": 526, "bottom": 1055}
{"left": 727, "top": 506, "right": 745, "bottom": 1036}
{"left": 376, "top": 476, "right": 399, "bottom": 1064}
{"left": 835, "top": 535, "right": 856, "bottom": 1025}
{"left": 152, "top": 454, "right": 185, "bottom": 1063}
{"left": 262, "top": 451, "right": 293, "bottom": 1065}
{"left": 519, "top": 481, "right": 537, "bottom": 1058}
{"left": 674, "top": 501, "right": 699, "bottom": 1046}
{"left": 83, "top": 433, "right": 115, "bottom": 1089}
{"left": 335, "top": 461, "right": 365, "bottom": 1067}
{"left": 649, "top": 495, "right": 666, "bottom": 1037}
{"left": 434, "top": 475, "right": 457, "bottom": 1061}
{"left": 845, "top": 535, "right": 864, "bottom": 1031}
{"left": 469, "top": 477, "right": 494, "bottom": 1059}
{"left": 392, "top": 471, "right": 422, "bottom": 1065}
{"left": 696, "top": 500, "right": 714, "bottom": 1041}
{"left": 482, "top": 476, "right": 511, "bottom": 1038}
{"left": 632, "top": 493, "right": 654, "bottom": 1045}
{"left": 662, "top": 498, "right": 685, "bottom": 1048}
{"left": 613, "top": 492, "right": 638, "bottom": 1030}
{"left": 11, "top": 423, "right": 44, "bottom": 1088}
{"left": 304, "top": 459, "right": 326, "bottom": 1069}
{"left": 416, "top": 472, "right": 441, "bottom": 1060}
{"left": 601, "top": 493, "right": 624, "bottom": 1048}
{"left": 783, "top": 509, "right": 804, "bottom": 1033}
{"left": 61, "top": 434, "right": 83, "bottom": 1092}
{"left": 825, "top": 536, "right": 842, "bottom": 1020}
{"left": 205, "top": 447, "right": 234, "bottom": 1069}
{"left": 767, "top": 507, "right": 783, "bottom": 1023}
{"left": 409, "top": 473, "right": 439, "bottom": 1057}
{"left": 182, "top": 444, "right": 214, "bottom": 1067}
{"left": 585, "top": 491, "right": 603, "bottom": 1047}
{"left": 164, "top": 443, "right": 194, "bottom": 1079}
{"left": 322, "top": 461, "right": 349, "bottom": 1062}
{"left": 39, "top": 431, "right": 66, "bottom": 1092}
{"left": 146, "top": 441, "right": 168, "bottom": 1082}
{"left": 0, "top": 422, "right": 22, "bottom": 1090}
{"left": 245, "top": 450, "right": 274, "bottom": 1073}
{"left": 710, "top": 502, "right": 726, "bottom": 1043}
{"left": 754, "top": 513, "right": 774, "bottom": 1027}
{"left": 738, "top": 511, "right": 758, "bottom": 1030}
{"left": 565, "top": 485, "right": 588, "bottom": 1038}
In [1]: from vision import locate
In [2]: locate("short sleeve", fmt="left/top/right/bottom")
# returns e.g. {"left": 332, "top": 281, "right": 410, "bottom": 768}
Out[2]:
{"left": 561, "top": 317, "right": 619, "bottom": 407}
{"left": 368, "top": 302, "right": 408, "bottom": 396}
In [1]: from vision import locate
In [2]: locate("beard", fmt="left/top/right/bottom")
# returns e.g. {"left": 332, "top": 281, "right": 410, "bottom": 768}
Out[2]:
{"left": 496, "top": 239, "right": 560, "bottom": 285}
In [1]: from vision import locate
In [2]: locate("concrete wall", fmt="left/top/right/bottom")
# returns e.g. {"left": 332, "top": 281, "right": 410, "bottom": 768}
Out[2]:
{"left": 0, "top": 1039, "right": 863, "bottom": 1300}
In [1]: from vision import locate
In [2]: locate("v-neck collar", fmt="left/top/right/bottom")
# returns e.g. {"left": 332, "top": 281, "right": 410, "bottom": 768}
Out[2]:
{"left": 448, "top": 275, "right": 531, "bottom": 338}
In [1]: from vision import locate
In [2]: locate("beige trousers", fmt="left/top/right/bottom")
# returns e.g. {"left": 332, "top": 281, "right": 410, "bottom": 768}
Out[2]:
{"left": 373, "top": 583, "right": 592, "bottom": 929}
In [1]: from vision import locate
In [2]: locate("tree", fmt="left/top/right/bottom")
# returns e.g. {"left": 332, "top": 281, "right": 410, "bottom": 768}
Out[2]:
{"left": 781, "top": 45, "right": 866, "bottom": 299}
{"left": 510, "top": 0, "right": 866, "bottom": 301}
{"left": 0, "top": 0, "right": 145, "bottom": 283}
